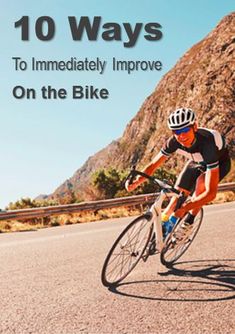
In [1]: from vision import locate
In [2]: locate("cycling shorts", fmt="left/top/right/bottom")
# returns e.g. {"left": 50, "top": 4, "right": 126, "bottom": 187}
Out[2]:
{"left": 175, "top": 154, "right": 231, "bottom": 194}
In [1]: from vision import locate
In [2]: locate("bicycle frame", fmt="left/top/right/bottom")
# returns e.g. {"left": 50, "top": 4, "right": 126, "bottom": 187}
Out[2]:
{"left": 148, "top": 189, "right": 179, "bottom": 253}
{"left": 101, "top": 169, "right": 204, "bottom": 286}
{"left": 126, "top": 167, "right": 182, "bottom": 252}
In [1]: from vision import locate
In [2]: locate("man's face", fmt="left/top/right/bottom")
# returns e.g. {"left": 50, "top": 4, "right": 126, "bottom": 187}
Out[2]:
{"left": 173, "top": 125, "right": 196, "bottom": 147}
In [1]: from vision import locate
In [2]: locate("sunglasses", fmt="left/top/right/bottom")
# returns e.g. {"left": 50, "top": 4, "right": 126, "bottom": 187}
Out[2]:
{"left": 173, "top": 126, "right": 191, "bottom": 135}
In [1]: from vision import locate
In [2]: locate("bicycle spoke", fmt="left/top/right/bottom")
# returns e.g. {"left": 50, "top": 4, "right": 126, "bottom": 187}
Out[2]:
{"left": 125, "top": 219, "right": 151, "bottom": 248}
{"left": 160, "top": 209, "right": 203, "bottom": 266}
{"left": 102, "top": 215, "right": 153, "bottom": 285}
{"left": 106, "top": 246, "right": 138, "bottom": 281}
{"left": 106, "top": 230, "right": 150, "bottom": 280}
{"left": 107, "top": 232, "right": 150, "bottom": 273}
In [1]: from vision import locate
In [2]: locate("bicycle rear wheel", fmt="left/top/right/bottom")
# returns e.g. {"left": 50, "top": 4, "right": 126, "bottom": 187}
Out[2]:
{"left": 101, "top": 214, "right": 153, "bottom": 287}
{"left": 160, "top": 208, "right": 203, "bottom": 267}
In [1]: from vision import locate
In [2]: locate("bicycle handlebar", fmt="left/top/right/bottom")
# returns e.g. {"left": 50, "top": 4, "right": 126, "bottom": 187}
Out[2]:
{"left": 127, "top": 168, "right": 180, "bottom": 195}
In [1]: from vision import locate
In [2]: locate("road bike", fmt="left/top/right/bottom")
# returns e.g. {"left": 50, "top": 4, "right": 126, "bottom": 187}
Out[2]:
{"left": 101, "top": 168, "right": 203, "bottom": 287}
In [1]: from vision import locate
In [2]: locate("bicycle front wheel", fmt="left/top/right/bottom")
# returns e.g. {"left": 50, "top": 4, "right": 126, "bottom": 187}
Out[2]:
{"left": 160, "top": 208, "right": 203, "bottom": 267}
{"left": 101, "top": 214, "right": 153, "bottom": 287}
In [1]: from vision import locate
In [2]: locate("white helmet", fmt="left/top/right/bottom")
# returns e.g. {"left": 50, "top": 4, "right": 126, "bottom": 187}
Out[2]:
{"left": 167, "top": 107, "right": 196, "bottom": 130}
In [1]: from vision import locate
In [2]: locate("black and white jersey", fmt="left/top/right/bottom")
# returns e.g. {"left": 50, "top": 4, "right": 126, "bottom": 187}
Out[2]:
{"left": 161, "top": 128, "right": 228, "bottom": 171}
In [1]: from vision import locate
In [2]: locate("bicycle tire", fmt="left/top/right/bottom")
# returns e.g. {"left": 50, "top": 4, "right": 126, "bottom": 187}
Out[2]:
{"left": 160, "top": 208, "right": 203, "bottom": 267}
{"left": 101, "top": 214, "right": 153, "bottom": 287}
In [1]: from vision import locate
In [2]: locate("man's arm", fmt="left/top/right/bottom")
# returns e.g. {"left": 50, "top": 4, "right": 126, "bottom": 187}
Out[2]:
{"left": 126, "top": 151, "right": 167, "bottom": 192}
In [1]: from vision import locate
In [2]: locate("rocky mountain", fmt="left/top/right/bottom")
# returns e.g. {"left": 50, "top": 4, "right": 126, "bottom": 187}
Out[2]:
{"left": 51, "top": 12, "right": 235, "bottom": 201}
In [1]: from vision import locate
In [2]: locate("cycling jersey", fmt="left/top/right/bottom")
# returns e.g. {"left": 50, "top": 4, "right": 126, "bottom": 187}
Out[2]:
{"left": 160, "top": 128, "right": 228, "bottom": 171}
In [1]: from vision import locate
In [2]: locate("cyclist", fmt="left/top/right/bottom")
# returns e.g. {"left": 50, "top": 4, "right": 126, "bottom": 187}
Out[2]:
{"left": 126, "top": 107, "right": 231, "bottom": 238}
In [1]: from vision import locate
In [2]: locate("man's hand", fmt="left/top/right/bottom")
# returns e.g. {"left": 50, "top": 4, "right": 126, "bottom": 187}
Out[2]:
{"left": 125, "top": 179, "right": 136, "bottom": 192}
{"left": 125, "top": 177, "right": 141, "bottom": 192}
{"left": 125, "top": 152, "right": 167, "bottom": 193}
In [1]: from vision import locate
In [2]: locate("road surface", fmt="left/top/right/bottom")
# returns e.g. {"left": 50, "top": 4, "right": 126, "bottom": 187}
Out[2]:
{"left": 0, "top": 202, "right": 234, "bottom": 334}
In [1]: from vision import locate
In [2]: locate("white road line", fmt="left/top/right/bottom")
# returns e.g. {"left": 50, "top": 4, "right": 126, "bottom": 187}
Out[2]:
{"left": 0, "top": 224, "right": 123, "bottom": 248}
{"left": 0, "top": 203, "right": 234, "bottom": 248}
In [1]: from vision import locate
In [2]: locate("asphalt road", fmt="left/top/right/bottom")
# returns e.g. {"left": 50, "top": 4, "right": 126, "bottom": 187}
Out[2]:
{"left": 0, "top": 202, "right": 234, "bottom": 334}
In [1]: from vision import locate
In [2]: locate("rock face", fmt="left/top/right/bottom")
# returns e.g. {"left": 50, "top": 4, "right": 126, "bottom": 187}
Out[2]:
{"left": 52, "top": 12, "right": 235, "bottom": 200}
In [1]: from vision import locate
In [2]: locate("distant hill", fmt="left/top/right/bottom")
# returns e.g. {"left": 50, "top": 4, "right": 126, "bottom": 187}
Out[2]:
{"left": 49, "top": 12, "right": 235, "bottom": 201}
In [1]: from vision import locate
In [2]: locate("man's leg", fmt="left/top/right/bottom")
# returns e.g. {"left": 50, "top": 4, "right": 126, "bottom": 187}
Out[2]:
{"left": 162, "top": 160, "right": 193, "bottom": 218}
{"left": 162, "top": 186, "right": 190, "bottom": 217}
{"left": 162, "top": 161, "right": 205, "bottom": 219}
{"left": 189, "top": 173, "right": 206, "bottom": 217}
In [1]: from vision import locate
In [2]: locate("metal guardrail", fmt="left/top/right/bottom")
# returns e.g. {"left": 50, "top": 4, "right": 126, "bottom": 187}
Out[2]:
{"left": 0, "top": 182, "right": 234, "bottom": 222}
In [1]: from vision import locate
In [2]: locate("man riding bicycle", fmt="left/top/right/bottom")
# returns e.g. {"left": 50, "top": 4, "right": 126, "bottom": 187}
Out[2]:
{"left": 126, "top": 107, "right": 231, "bottom": 238}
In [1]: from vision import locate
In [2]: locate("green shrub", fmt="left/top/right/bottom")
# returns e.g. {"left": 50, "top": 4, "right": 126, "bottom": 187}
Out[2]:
{"left": 92, "top": 167, "right": 176, "bottom": 199}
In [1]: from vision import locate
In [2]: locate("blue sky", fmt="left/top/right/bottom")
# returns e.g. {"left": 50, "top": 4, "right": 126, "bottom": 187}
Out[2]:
{"left": 0, "top": 1, "right": 234, "bottom": 208}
